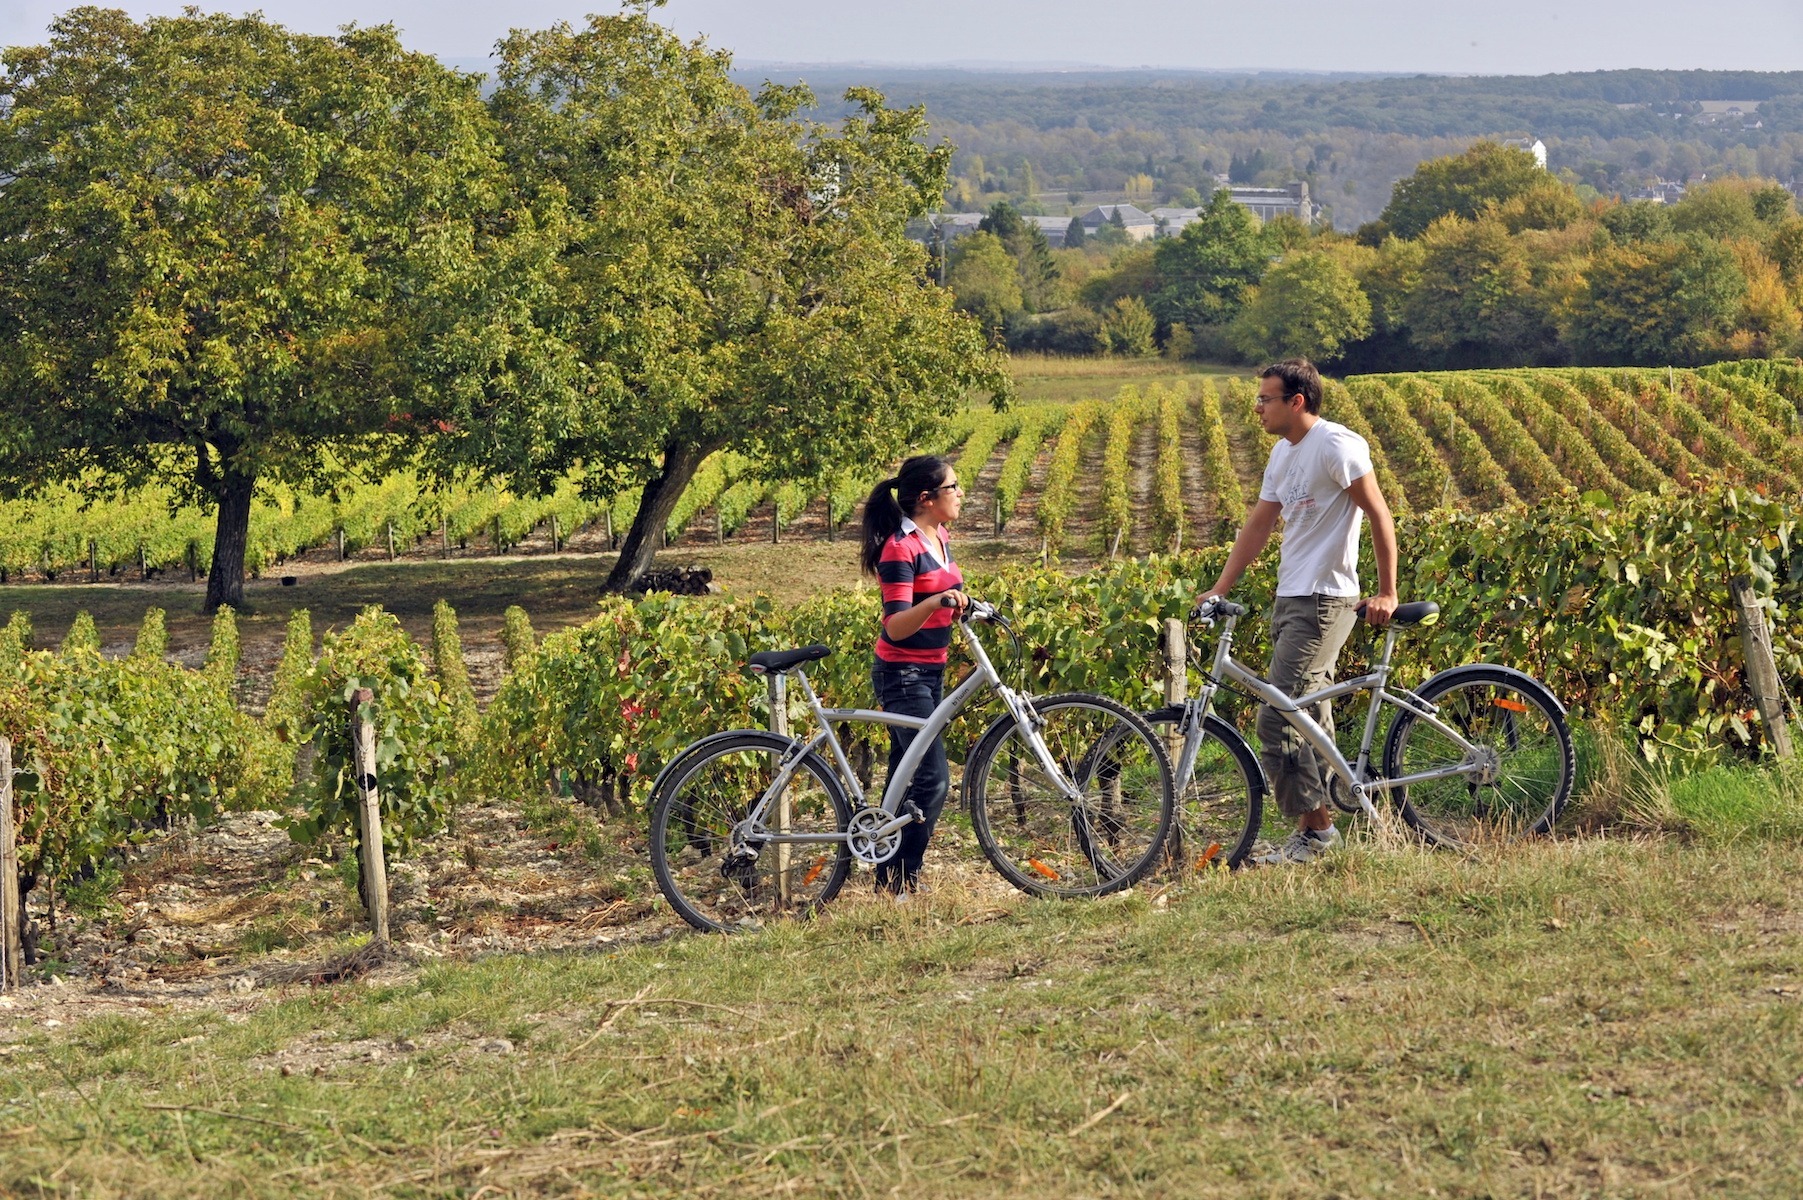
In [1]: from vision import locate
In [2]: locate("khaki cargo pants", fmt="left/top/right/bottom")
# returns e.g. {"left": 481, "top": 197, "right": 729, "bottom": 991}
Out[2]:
{"left": 1256, "top": 593, "right": 1360, "bottom": 819}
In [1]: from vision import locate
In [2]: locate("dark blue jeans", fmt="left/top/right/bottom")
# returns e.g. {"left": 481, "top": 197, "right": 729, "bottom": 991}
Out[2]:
{"left": 870, "top": 659, "right": 948, "bottom": 893}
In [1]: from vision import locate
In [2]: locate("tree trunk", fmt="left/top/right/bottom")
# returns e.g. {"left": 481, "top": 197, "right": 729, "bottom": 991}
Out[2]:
{"left": 604, "top": 438, "right": 713, "bottom": 592}
{"left": 204, "top": 464, "right": 256, "bottom": 613}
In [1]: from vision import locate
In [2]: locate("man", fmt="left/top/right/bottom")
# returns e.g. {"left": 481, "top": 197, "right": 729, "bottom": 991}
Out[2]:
{"left": 1197, "top": 358, "right": 1398, "bottom": 865}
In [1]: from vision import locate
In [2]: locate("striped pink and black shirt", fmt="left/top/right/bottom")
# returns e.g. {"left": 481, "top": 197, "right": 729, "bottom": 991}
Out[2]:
{"left": 875, "top": 519, "right": 963, "bottom": 666}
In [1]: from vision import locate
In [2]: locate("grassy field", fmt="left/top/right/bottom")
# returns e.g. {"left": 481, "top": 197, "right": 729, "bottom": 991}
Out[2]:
{"left": 3, "top": 808, "right": 1801, "bottom": 1198}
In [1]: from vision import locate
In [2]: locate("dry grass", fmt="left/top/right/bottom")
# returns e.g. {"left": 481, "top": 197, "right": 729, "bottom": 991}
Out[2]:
{"left": 4, "top": 833, "right": 1801, "bottom": 1197}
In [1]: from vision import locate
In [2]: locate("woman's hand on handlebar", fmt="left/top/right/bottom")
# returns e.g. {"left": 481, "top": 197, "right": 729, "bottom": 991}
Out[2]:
{"left": 937, "top": 589, "right": 971, "bottom": 611}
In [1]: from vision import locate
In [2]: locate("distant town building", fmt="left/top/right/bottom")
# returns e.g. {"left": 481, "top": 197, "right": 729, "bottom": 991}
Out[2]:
{"left": 1149, "top": 181, "right": 1318, "bottom": 234}
{"left": 1150, "top": 206, "right": 1200, "bottom": 236}
{"left": 1078, "top": 204, "right": 1157, "bottom": 240}
{"left": 906, "top": 212, "right": 985, "bottom": 246}
{"left": 1622, "top": 180, "right": 1688, "bottom": 205}
{"left": 1501, "top": 137, "right": 1549, "bottom": 170}
{"left": 1225, "top": 182, "right": 1317, "bottom": 224}
{"left": 1024, "top": 215, "right": 1073, "bottom": 242}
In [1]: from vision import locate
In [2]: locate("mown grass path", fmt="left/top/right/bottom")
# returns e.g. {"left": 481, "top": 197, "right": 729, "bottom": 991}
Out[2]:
{"left": 4, "top": 837, "right": 1800, "bottom": 1197}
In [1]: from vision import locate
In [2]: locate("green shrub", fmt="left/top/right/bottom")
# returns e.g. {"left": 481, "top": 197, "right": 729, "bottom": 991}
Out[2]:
{"left": 0, "top": 611, "right": 28, "bottom": 661}
{"left": 501, "top": 605, "right": 536, "bottom": 673}
{"left": 131, "top": 607, "right": 168, "bottom": 661}
{"left": 0, "top": 645, "right": 286, "bottom": 890}
{"left": 60, "top": 612, "right": 99, "bottom": 656}
{"left": 264, "top": 609, "right": 314, "bottom": 743}
{"left": 432, "top": 599, "right": 479, "bottom": 749}
{"left": 204, "top": 605, "right": 240, "bottom": 689}
{"left": 286, "top": 607, "right": 460, "bottom": 856}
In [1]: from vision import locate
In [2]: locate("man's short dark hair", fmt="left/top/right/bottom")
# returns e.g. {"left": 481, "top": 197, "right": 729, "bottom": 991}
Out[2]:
{"left": 1260, "top": 359, "right": 1323, "bottom": 414}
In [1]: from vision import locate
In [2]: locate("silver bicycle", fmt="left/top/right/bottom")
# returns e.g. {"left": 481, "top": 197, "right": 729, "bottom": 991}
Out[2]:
{"left": 649, "top": 599, "right": 1176, "bottom": 932}
{"left": 1145, "top": 596, "right": 1575, "bottom": 868}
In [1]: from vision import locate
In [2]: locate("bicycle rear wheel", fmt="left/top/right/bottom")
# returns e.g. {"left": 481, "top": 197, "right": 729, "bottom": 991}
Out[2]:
{"left": 1381, "top": 666, "right": 1574, "bottom": 846}
{"left": 650, "top": 731, "right": 853, "bottom": 933}
{"left": 965, "top": 694, "right": 1174, "bottom": 897}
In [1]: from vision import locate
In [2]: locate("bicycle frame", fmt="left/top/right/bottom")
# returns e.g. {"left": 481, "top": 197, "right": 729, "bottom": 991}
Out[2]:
{"left": 737, "top": 613, "right": 1080, "bottom": 850}
{"left": 1176, "top": 609, "right": 1489, "bottom": 821}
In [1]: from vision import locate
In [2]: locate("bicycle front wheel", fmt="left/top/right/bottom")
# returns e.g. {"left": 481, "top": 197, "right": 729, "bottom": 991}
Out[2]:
{"left": 649, "top": 731, "right": 854, "bottom": 933}
{"left": 1140, "top": 708, "right": 1267, "bottom": 870}
{"left": 1381, "top": 666, "right": 1574, "bottom": 846}
{"left": 965, "top": 694, "right": 1174, "bottom": 897}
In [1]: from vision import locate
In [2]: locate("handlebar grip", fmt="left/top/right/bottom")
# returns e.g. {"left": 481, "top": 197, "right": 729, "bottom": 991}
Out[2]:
{"left": 939, "top": 593, "right": 959, "bottom": 608}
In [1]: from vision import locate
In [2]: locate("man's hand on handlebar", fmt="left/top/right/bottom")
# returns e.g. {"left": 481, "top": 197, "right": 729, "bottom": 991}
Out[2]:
{"left": 1357, "top": 593, "right": 1398, "bottom": 627}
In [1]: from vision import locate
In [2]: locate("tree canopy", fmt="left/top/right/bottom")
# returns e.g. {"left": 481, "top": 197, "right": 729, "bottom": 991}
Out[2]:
{"left": 1229, "top": 251, "right": 1373, "bottom": 364}
{"left": 1376, "top": 141, "right": 1551, "bottom": 241}
{"left": 484, "top": 10, "right": 1007, "bottom": 589}
{"left": 0, "top": 7, "right": 552, "bottom": 610}
{"left": 1148, "top": 190, "right": 1272, "bottom": 332}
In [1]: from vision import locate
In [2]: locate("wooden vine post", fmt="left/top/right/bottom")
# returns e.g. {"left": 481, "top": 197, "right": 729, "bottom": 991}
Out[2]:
{"left": 1161, "top": 619, "right": 1188, "bottom": 870}
{"left": 0, "top": 738, "right": 23, "bottom": 992}
{"left": 1731, "top": 577, "right": 1794, "bottom": 759}
{"left": 385, "top": 521, "right": 397, "bottom": 561}
{"left": 769, "top": 672, "right": 792, "bottom": 904}
{"left": 350, "top": 689, "right": 392, "bottom": 941}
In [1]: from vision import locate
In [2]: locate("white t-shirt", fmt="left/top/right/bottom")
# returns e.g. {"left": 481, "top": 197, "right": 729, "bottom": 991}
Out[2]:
{"left": 1259, "top": 419, "right": 1374, "bottom": 598}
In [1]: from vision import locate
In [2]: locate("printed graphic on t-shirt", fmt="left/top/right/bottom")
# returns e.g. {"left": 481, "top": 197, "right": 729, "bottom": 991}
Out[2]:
{"left": 1278, "top": 472, "right": 1318, "bottom": 531}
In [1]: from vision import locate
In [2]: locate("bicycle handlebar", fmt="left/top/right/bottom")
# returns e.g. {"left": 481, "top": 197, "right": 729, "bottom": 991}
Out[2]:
{"left": 1190, "top": 597, "right": 1245, "bottom": 625}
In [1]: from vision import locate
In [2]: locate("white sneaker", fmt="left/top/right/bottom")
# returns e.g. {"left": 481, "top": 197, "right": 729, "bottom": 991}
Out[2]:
{"left": 1253, "top": 825, "right": 1341, "bottom": 866}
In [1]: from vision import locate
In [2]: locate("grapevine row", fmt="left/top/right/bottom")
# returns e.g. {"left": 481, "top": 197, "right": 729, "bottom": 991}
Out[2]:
{"left": 1096, "top": 386, "right": 1144, "bottom": 557}
{"left": 1150, "top": 384, "right": 1186, "bottom": 553}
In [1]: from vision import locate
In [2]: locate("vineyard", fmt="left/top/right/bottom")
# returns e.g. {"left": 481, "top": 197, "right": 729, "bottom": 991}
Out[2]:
{"left": 5, "top": 362, "right": 1801, "bottom": 581}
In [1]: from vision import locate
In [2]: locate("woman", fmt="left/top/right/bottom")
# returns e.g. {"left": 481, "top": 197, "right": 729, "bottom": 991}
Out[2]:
{"left": 859, "top": 454, "right": 967, "bottom": 895}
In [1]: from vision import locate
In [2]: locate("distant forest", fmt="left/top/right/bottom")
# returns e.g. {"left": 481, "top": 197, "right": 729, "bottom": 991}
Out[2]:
{"left": 737, "top": 67, "right": 1803, "bottom": 227}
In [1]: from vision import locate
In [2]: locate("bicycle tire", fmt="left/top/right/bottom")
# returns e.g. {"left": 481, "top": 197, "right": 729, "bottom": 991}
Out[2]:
{"left": 1140, "top": 707, "right": 1267, "bottom": 870}
{"left": 965, "top": 693, "right": 1174, "bottom": 897}
{"left": 650, "top": 730, "right": 854, "bottom": 933}
{"left": 1381, "top": 665, "right": 1574, "bottom": 846}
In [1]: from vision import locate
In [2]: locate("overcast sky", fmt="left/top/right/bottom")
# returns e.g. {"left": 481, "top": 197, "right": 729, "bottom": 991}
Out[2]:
{"left": 4, "top": 0, "right": 1802, "bottom": 75}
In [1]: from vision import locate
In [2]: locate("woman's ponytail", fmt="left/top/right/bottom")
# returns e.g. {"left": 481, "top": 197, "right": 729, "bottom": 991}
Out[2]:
{"left": 859, "top": 476, "right": 904, "bottom": 576}
{"left": 859, "top": 455, "right": 952, "bottom": 576}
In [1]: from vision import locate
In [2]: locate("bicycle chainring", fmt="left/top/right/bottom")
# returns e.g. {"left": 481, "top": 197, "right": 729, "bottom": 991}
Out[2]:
{"left": 845, "top": 806, "right": 903, "bottom": 866}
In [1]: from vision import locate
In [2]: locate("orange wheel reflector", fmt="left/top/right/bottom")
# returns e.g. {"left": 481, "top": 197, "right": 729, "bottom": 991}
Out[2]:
{"left": 1027, "top": 858, "right": 1061, "bottom": 881}
{"left": 1492, "top": 697, "right": 1529, "bottom": 713}
{"left": 802, "top": 859, "right": 826, "bottom": 886}
{"left": 1196, "top": 842, "right": 1223, "bottom": 869}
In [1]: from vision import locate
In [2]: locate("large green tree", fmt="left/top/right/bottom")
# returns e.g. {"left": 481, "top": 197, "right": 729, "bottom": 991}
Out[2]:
{"left": 0, "top": 8, "right": 549, "bottom": 611}
{"left": 484, "top": 9, "right": 1006, "bottom": 591}
{"left": 947, "top": 233, "right": 1025, "bottom": 334}
{"left": 1563, "top": 236, "right": 1748, "bottom": 365}
{"left": 1402, "top": 215, "right": 1550, "bottom": 366}
{"left": 1378, "top": 141, "right": 1549, "bottom": 241}
{"left": 1148, "top": 190, "right": 1271, "bottom": 333}
{"left": 1229, "top": 251, "right": 1373, "bottom": 364}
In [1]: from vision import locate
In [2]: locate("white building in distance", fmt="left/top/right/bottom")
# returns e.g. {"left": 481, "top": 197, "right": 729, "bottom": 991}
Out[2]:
{"left": 1501, "top": 137, "right": 1549, "bottom": 169}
